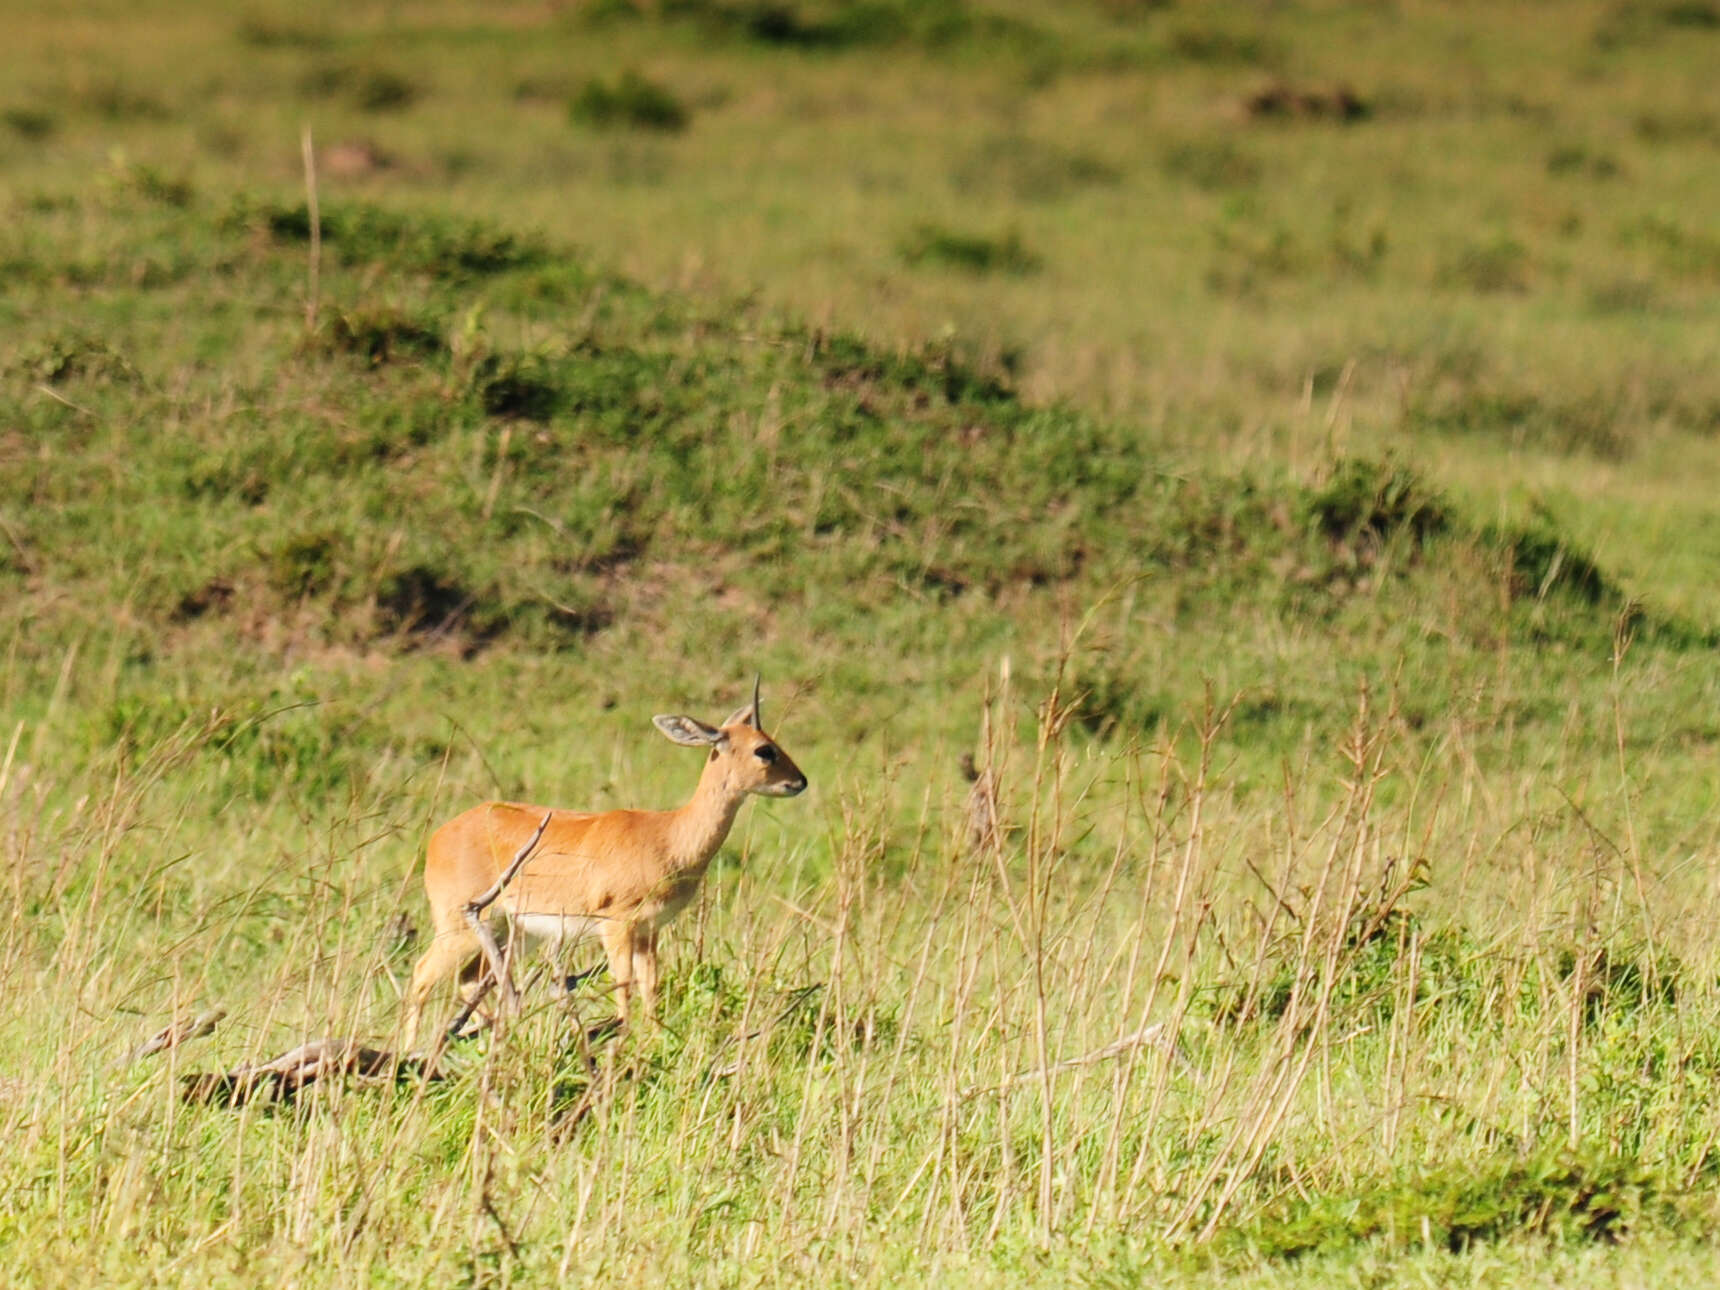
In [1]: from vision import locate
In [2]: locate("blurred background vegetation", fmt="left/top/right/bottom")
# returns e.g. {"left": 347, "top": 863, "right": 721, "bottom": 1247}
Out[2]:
{"left": 4, "top": 1, "right": 1720, "bottom": 1282}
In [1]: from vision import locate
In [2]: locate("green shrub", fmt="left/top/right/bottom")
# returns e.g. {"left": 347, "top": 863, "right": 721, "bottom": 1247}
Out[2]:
{"left": 900, "top": 223, "right": 1041, "bottom": 275}
{"left": 299, "top": 62, "right": 423, "bottom": 112}
{"left": 1485, "top": 522, "right": 1611, "bottom": 605}
{"left": 1234, "top": 1148, "right": 1680, "bottom": 1259}
{"left": 469, "top": 354, "right": 563, "bottom": 421}
{"left": 1162, "top": 139, "right": 1262, "bottom": 191}
{"left": 1304, "top": 458, "right": 1449, "bottom": 548}
{"left": 569, "top": 71, "right": 690, "bottom": 132}
{"left": 2, "top": 107, "right": 56, "bottom": 139}
{"left": 234, "top": 16, "right": 334, "bottom": 49}
{"left": 11, "top": 332, "right": 139, "bottom": 385}
{"left": 232, "top": 197, "right": 548, "bottom": 277}
{"left": 266, "top": 530, "right": 346, "bottom": 600}
{"left": 1547, "top": 144, "right": 1622, "bottom": 178}
{"left": 956, "top": 135, "right": 1121, "bottom": 201}
{"left": 1167, "top": 24, "right": 1283, "bottom": 65}
{"left": 1440, "top": 236, "right": 1531, "bottom": 294}
{"left": 310, "top": 307, "right": 447, "bottom": 367}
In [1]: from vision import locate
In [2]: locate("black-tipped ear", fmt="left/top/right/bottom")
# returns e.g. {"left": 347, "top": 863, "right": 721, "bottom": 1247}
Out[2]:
{"left": 653, "top": 714, "right": 725, "bottom": 747}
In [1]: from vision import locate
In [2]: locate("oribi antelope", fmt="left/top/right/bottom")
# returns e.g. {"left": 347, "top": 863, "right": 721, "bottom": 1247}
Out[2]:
{"left": 401, "top": 679, "right": 806, "bottom": 1047}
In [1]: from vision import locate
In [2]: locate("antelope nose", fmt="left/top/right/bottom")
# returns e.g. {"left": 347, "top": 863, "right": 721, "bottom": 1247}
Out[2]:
{"left": 786, "top": 776, "right": 808, "bottom": 796}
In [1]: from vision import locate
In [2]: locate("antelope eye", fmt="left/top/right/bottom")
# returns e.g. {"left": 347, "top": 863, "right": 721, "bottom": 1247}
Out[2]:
{"left": 755, "top": 744, "right": 778, "bottom": 764}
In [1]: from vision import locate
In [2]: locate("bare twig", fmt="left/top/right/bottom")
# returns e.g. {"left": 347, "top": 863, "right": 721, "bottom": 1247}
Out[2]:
{"left": 30, "top": 384, "right": 97, "bottom": 421}
{"left": 130, "top": 1007, "right": 226, "bottom": 1063}
{"left": 955, "top": 1023, "right": 1182, "bottom": 1103}
{"left": 468, "top": 810, "right": 555, "bottom": 920}
{"left": 463, "top": 811, "right": 553, "bottom": 1025}
{"left": 435, "top": 973, "right": 497, "bottom": 1058}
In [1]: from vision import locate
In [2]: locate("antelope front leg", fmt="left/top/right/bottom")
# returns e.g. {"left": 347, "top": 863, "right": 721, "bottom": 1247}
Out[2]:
{"left": 631, "top": 932, "right": 660, "bottom": 1018}
{"left": 600, "top": 921, "right": 636, "bottom": 1024}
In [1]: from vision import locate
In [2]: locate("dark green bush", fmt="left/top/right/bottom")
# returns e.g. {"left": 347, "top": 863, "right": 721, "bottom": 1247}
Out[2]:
{"left": 569, "top": 71, "right": 690, "bottom": 132}
{"left": 900, "top": 223, "right": 1041, "bottom": 275}
{"left": 310, "top": 307, "right": 447, "bottom": 367}
{"left": 233, "top": 198, "right": 548, "bottom": 278}
{"left": 1234, "top": 1148, "right": 1679, "bottom": 1259}
{"left": 1305, "top": 458, "right": 1449, "bottom": 547}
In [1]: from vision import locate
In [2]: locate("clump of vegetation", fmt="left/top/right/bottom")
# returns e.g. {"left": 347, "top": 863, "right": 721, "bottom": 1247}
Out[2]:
{"left": 1243, "top": 80, "right": 1369, "bottom": 120}
{"left": 587, "top": 0, "right": 1040, "bottom": 56}
{"left": 1632, "top": 109, "right": 1720, "bottom": 143}
{"left": 468, "top": 353, "right": 563, "bottom": 420}
{"left": 956, "top": 135, "right": 1121, "bottom": 201}
{"left": 807, "top": 327, "right": 1016, "bottom": 405}
{"left": 1405, "top": 384, "right": 1631, "bottom": 459}
{"left": 1167, "top": 24, "right": 1284, "bottom": 66}
{"left": 265, "top": 530, "right": 346, "bottom": 601}
{"left": 1096, "top": 0, "right": 1174, "bottom": 17}
{"left": 727, "top": 1, "right": 919, "bottom": 49}
{"left": 1162, "top": 139, "right": 1262, "bottom": 191}
{"left": 232, "top": 197, "right": 548, "bottom": 277}
{"left": 569, "top": 71, "right": 690, "bottom": 132}
{"left": 10, "top": 331, "right": 140, "bottom": 385}
{"left": 100, "top": 161, "right": 194, "bottom": 208}
{"left": 234, "top": 15, "right": 334, "bottom": 49}
{"left": 1233, "top": 1149, "right": 1681, "bottom": 1259}
{"left": 1440, "top": 235, "right": 1532, "bottom": 293}
{"left": 1620, "top": 214, "right": 1720, "bottom": 281}
{"left": 1304, "top": 457, "right": 1449, "bottom": 547}
{"left": 1070, "top": 663, "right": 1172, "bottom": 739}
{"left": 1485, "top": 521, "right": 1612, "bottom": 606}
{"left": 900, "top": 223, "right": 1041, "bottom": 275}
{"left": 1547, "top": 144, "right": 1623, "bottom": 179}
{"left": 309, "top": 307, "right": 447, "bottom": 367}
{"left": 354, "top": 69, "right": 420, "bottom": 113}
{"left": 1197, "top": 221, "right": 1300, "bottom": 294}
{"left": 172, "top": 577, "right": 235, "bottom": 622}
{"left": 1588, "top": 276, "right": 1658, "bottom": 313}
{"left": 1205, "top": 214, "right": 1379, "bottom": 293}
{"left": 299, "top": 62, "right": 424, "bottom": 113}
{"left": 2, "top": 106, "right": 56, "bottom": 139}
{"left": 1595, "top": 1, "right": 1720, "bottom": 48}
{"left": 74, "top": 80, "right": 170, "bottom": 121}
{"left": 372, "top": 564, "right": 490, "bottom": 639}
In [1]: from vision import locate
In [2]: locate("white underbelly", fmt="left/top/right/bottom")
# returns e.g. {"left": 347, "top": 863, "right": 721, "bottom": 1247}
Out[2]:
{"left": 509, "top": 912, "right": 604, "bottom": 944}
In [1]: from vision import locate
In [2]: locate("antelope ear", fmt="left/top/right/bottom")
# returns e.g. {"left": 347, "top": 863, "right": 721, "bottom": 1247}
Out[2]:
{"left": 653, "top": 714, "right": 725, "bottom": 747}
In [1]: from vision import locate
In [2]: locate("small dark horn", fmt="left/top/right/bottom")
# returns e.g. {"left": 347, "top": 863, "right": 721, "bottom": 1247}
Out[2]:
{"left": 750, "top": 673, "right": 762, "bottom": 728}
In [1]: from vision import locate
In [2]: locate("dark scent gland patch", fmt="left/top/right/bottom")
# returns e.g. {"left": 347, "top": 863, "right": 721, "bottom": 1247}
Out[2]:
{"left": 709, "top": 748, "right": 718, "bottom": 762}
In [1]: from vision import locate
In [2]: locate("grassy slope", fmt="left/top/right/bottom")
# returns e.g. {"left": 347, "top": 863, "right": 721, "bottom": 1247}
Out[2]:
{"left": 4, "top": 1, "right": 1720, "bottom": 1285}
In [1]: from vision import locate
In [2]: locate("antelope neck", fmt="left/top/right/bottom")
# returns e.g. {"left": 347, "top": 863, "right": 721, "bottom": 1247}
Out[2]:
{"left": 664, "top": 755, "right": 747, "bottom": 868}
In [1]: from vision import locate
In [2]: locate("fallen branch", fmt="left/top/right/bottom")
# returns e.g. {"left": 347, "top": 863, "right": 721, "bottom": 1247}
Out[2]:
{"left": 180, "top": 1038, "right": 435, "bottom": 1107}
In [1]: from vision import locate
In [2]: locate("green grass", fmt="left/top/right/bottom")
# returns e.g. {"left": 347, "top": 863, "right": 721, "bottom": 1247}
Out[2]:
{"left": 5, "top": 1, "right": 1720, "bottom": 1284}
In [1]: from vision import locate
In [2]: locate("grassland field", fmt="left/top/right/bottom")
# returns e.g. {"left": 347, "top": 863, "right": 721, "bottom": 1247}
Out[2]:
{"left": 5, "top": 0, "right": 1720, "bottom": 1284}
